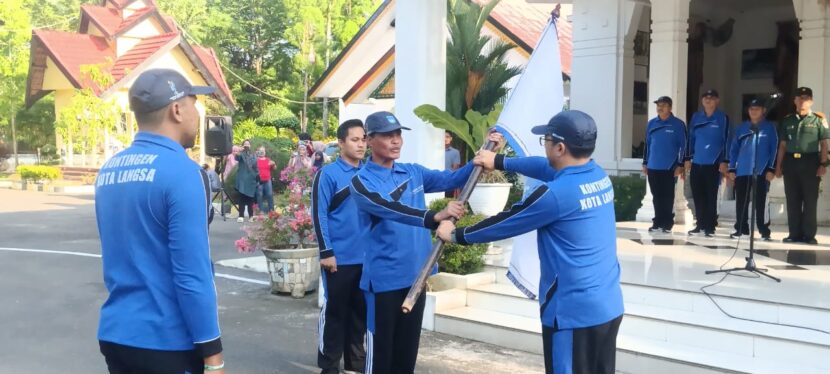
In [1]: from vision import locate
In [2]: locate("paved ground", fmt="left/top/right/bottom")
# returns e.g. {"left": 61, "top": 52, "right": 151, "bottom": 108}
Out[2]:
{"left": 0, "top": 189, "right": 545, "bottom": 374}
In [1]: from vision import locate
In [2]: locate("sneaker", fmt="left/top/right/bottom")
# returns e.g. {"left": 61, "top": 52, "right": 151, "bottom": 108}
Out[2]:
{"left": 805, "top": 238, "right": 819, "bottom": 245}
{"left": 782, "top": 236, "right": 800, "bottom": 243}
{"left": 704, "top": 231, "right": 715, "bottom": 238}
{"left": 661, "top": 228, "right": 672, "bottom": 234}
{"left": 249, "top": 217, "right": 256, "bottom": 222}
{"left": 730, "top": 231, "right": 742, "bottom": 239}
{"left": 237, "top": 217, "right": 244, "bottom": 223}
{"left": 648, "top": 225, "right": 660, "bottom": 232}
{"left": 761, "top": 235, "right": 772, "bottom": 242}
{"left": 687, "top": 227, "right": 701, "bottom": 235}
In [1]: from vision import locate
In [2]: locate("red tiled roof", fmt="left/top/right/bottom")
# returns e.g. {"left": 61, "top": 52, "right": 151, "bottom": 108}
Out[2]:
{"left": 114, "top": 7, "right": 155, "bottom": 35}
{"left": 80, "top": 4, "right": 122, "bottom": 37}
{"left": 476, "top": 0, "right": 572, "bottom": 77}
{"left": 32, "top": 29, "right": 114, "bottom": 91}
{"left": 106, "top": 0, "right": 156, "bottom": 9}
{"left": 192, "top": 45, "right": 235, "bottom": 106}
{"left": 110, "top": 32, "right": 178, "bottom": 80}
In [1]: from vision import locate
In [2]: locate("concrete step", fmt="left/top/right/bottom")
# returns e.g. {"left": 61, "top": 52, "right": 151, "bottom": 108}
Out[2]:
{"left": 435, "top": 305, "right": 825, "bottom": 374}
{"left": 435, "top": 278, "right": 830, "bottom": 373}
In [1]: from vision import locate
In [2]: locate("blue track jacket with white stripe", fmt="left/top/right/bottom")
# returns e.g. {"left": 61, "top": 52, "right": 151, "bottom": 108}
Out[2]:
{"left": 350, "top": 160, "right": 474, "bottom": 293}
{"left": 456, "top": 157, "right": 624, "bottom": 329}
{"left": 311, "top": 157, "right": 366, "bottom": 265}
{"left": 643, "top": 114, "right": 687, "bottom": 171}
{"left": 94, "top": 132, "right": 221, "bottom": 356}
{"left": 728, "top": 120, "right": 778, "bottom": 177}
{"left": 687, "top": 109, "right": 730, "bottom": 165}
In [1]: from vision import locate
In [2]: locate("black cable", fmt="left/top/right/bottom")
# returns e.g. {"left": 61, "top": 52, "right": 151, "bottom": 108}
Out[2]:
{"left": 700, "top": 171, "right": 830, "bottom": 336}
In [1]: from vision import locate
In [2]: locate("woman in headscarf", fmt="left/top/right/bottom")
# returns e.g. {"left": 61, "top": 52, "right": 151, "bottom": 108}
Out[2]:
{"left": 234, "top": 139, "right": 258, "bottom": 222}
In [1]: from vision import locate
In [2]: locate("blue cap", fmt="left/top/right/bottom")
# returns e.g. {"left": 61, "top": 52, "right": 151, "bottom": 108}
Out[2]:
{"left": 365, "top": 111, "right": 410, "bottom": 135}
{"left": 654, "top": 96, "right": 673, "bottom": 106}
{"left": 128, "top": 69, "right": 215, "bottom": 114}
{"left": 531, "top": 110, "right": 597, "bottom": 149}
{"left": 748, "top": 98, "right": 765, "bottom": 108}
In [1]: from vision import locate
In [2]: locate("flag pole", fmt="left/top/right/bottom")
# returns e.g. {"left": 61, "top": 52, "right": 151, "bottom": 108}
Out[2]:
{"left": 402, "top": 135, "right": 498, "bottom": 313}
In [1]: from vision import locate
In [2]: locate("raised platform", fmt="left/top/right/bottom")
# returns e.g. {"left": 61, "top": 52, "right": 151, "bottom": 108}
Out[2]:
{"left": 426, "top": 222, "right": 830, "bottom": 373}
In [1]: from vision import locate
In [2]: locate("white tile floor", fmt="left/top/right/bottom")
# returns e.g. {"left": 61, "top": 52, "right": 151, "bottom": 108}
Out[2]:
{"left": 616, "top": 221, "right": 830, "bottom": 310}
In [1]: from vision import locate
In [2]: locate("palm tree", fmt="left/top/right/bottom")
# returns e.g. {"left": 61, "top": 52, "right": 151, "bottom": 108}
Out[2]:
{"left": 446, "top": 0, "right": 522, "bottom": 118}
{"left": 416, "top": 0, "right": 522, "bottom": 154}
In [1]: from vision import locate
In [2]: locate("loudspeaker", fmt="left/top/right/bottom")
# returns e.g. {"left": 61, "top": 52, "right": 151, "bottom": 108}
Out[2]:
{"left": 205, "top": 116, "right": 233, "bottom": 156}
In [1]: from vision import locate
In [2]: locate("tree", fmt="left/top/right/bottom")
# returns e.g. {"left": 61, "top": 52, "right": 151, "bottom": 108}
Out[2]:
{"left": 0, "top": 0, "right": 33, "bottom": 167}
{"left": 54, "top": 63, "right": 120, "bottom": 166}
{"left": 446, "top": 0, "right": 521, "bottom": 118}
{"left": 415, "top": 0, "right": 521, "bottom": 155}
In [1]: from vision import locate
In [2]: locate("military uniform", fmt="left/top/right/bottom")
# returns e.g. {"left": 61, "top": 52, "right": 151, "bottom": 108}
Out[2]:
{"left": 779, "top": 105, "right": 830, "bottom": 242}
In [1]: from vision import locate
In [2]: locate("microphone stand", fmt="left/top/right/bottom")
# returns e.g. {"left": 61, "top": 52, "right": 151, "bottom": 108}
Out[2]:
{"left": 706, "top": 125, "right": 780, "bottom": 282}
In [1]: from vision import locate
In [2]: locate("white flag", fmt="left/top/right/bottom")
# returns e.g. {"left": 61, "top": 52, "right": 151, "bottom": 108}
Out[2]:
{"left": 495, "top": 13, "right": 565, "bottom": 299}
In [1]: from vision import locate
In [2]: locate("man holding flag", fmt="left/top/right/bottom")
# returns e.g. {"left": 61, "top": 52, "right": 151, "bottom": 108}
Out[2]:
{"left": 438, "top": 110, "right": 624, "bottom": 374}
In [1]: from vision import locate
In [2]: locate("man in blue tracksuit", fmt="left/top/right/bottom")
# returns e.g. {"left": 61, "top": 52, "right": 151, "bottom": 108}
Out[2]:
{"left": 687, "top": 89, "right": 730, "bottom": 237}
{"left": 727, "top": 99, "right": 778, "bottom": 240}
{"left": 438, "top": 110, "right": 624, "bottom": 374}
{"left": 95, "top": 69, "right": 225, "bottom": 373}
{"left": 313, "top": 119, "right": 369, "bottom": 373}
{"left": 643, "top": 96, "right": 687, "bottom": 232}
{"left": 349, "top": 111, "right": 471, "bottom": 374}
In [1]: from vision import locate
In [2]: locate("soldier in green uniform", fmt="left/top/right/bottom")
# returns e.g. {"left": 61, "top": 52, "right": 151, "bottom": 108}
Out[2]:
{"left": 775, "top": 87, "right": 830, "bottom": 244}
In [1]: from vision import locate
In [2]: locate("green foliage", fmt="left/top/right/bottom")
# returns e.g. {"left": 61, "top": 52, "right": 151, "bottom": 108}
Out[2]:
{"left": 428, "top": 198, "right": 488, "bottom": 275}
{"left": 14, "top": 98, "right": 56, "bottom": 151}
{"left": 16, "top": 165, "right": 61, "bottom": 182}
{"left": 446, "top": 0, "right": 522, "bottom": 118}
{"left": 610, "top": 175, "right": 646, "bottom": 222}
{"left": 414, "top": 104, "right": 501, "bottom": 155}
{"left": 233, "top": 119, "right": 278, "bottom": 144}
{"left": 257, "top": 102, "right": 300, "bottom": 134}
{"left": 0, "top": 0, "right": 32, "bottom": 136}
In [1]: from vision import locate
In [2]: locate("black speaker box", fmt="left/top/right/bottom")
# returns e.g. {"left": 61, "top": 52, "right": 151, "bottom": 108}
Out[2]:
{"left": 205, "top": 116, "right": 233, "bottom": 157}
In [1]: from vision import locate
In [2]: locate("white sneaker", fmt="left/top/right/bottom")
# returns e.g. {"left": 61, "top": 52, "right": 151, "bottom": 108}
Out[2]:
{"left": 237, "top": 217, "right": 244, "bottom": 223}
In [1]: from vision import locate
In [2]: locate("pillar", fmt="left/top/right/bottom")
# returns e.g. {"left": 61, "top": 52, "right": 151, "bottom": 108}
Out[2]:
{"left": 792, "top": 0, "right": 830, "bottom": 224}
{"left": 571, "top": 0, "right": 644, "bottom": 172}
{"left": 636, "top": 0, "right": 692, "bottom": 224}
{"left": 395, "top": 0, "right": 446, "bottom": 170}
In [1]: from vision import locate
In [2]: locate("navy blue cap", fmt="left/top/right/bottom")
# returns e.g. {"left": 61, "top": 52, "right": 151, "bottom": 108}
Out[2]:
{"left": 129, "top": 69, "right": 215, "bottom": 114}
{"left": 747, "top": 98, "right": 765, "bottom": 108}
{"left": 531, "top": 110, "right": 597, "bottom": 149}
{"left": 654, "top": 96, "right": 673, "bottom": 106}
{"left": 701, "top": 89, "right": 719, "bottom": 98}
{"left": 796, "top": 87, "right": 813, "bottom": 98}
{"left": 365, "top": 111, "right": 410, "bottom": 135}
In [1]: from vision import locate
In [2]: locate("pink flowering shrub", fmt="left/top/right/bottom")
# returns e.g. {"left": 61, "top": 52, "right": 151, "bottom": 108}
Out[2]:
{"left": 236, "top": 165, "right": 317, "bottom": 253}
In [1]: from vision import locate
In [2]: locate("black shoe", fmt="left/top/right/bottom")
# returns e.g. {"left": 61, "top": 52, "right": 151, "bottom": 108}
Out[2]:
{"left": 782, "top": 237, "right": 801, "bottom": 243}
{"left": 730, "top": 231, "right": 742, "bottom": 239}
{"left": 688, "top": 227, "right": 701, "bottom": 235}
{"left": 805, "top": 238, "right": 819, "bottom": 245}
{"left": 648, "top": 225, "right": 660, "bottom": 232}
{"left": 704, "top": 231, "right": 715, "bottom": 238}
{"left": 661, "top": 228, "right": 672, "bottom": 234}
{"left": 761, "top": 235, "right": 772, "bottom": 242}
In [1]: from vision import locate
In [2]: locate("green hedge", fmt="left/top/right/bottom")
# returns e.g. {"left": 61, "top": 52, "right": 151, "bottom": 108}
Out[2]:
{"left": 17, "top": 165, "right": 62, "bottom": 182}
{"left": 611, "top": 175, "right": 646, "bottom": 222}
{"left": 429, "top": 198, "right": 488, "bottom": 275}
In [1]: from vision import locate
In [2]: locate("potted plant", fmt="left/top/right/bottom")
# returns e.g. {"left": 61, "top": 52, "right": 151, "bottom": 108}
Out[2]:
{"left": 235, "top": 165, "right": 319, "bottom": 298}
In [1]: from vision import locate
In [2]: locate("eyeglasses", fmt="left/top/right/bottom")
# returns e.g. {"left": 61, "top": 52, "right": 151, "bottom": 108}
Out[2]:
{"left": 538, "top": 134, "right": 564, "bottom": 146}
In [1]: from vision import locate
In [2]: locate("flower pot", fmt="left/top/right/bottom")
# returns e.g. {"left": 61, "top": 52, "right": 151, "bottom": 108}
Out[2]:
{"left": 261, "top": 247, "right": 320, "bottom": 298}
{"left": 468, "top": 183, "right": 512, "bottom": 216}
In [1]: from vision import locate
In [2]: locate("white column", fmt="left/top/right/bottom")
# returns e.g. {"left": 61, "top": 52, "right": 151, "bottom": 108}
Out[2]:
{"left": 571, "top": 0, "right": 643, "bottom": 172}
{"left": 793, "top": 0, "right": 830, "bottom": 224}
{"left": 395, "top": 0, "right": 446, "bottom": 170}
{"left": 636, "top": 0, "right": 692, "bottom": 224}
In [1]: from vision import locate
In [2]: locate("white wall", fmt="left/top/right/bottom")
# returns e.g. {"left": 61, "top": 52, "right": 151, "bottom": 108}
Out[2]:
{"left": 337, "top": 99, "right": 396, "bottom": 124}
{"left": 693, "top": 4, "right": 796, "bottom": 124}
